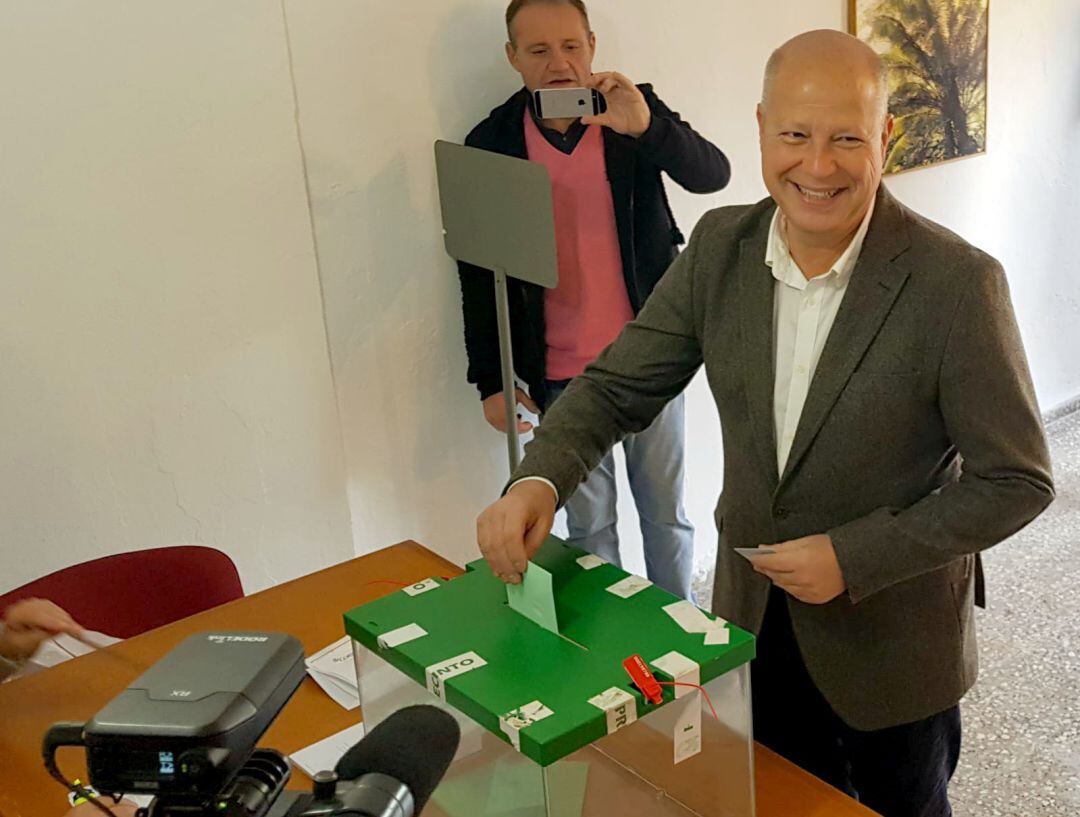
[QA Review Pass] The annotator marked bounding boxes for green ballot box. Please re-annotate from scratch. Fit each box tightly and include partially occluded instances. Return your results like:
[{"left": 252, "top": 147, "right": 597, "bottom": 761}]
[{"left": 344, "top": 537, "right": 756, "bottom": 816}]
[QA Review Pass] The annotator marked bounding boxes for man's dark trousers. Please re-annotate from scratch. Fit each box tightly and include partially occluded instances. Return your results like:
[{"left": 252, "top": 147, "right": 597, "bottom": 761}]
[{"left": 752, "top": 588, "right": 962, "bottom": 817}]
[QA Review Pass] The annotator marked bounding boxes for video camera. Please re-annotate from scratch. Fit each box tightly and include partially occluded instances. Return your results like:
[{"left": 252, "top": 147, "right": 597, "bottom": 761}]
[{"left": 43, "top": 631, "right": 460, "bottom": 817}]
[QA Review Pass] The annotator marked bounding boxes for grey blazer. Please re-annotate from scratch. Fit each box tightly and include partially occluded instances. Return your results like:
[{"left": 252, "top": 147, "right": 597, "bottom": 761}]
[{"left": 512, "top": 186, "right": 1054, "bottom": 730}]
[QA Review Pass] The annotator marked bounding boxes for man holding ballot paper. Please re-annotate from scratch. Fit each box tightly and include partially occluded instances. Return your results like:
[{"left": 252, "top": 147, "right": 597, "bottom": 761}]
[{"left": 476, "top": 26, "right": 1054, "bottom": 817}]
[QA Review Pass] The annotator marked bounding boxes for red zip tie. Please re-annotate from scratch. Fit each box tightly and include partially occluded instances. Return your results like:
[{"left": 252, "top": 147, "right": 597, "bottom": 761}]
[
  {"left": 657, "top": 681, "right": 720, "bottom": 721},
  {"left": 623, "top": 654, "right": 664, "bottom": 704}
]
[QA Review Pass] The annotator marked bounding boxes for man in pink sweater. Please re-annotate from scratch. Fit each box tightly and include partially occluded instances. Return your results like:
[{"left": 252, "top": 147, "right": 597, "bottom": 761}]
[{"left": 457, "top": 0, "right": 730, "bottom": 598}]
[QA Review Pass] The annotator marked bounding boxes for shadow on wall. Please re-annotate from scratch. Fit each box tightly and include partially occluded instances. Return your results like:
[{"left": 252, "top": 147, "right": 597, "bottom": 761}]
[
  {"left": 427, "top": 3, "right": 520, "bottom": 145},
  {"left": 336, "top": 4, "right": 519, "bottom": 557}
]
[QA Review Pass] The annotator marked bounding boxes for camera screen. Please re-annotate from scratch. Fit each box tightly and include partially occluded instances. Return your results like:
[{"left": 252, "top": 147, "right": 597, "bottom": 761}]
[{"left": 90, "top": 746, "right": 178, "bottom": 788}]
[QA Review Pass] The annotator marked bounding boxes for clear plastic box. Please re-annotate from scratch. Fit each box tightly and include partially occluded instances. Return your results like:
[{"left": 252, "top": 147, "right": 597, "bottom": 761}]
[{"left": 353, "top": 641, "right": 755, "bottom": 817}]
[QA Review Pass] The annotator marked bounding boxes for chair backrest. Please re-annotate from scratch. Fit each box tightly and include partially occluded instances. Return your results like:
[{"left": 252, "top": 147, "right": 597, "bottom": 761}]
[{"left": 0, "top": 546, "right": 244, "bottom": 639}]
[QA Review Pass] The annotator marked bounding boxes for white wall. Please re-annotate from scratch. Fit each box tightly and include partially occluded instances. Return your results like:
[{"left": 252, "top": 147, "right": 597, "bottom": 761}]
[
  {"left": 286, "top": 0, "right": 1080, "bottom": 577},
  {"left": 290, "top": 0, "right": 1079, "bottom": 576},
  {"left": 885, "top": 0, "right": 1080, "bottom": 415},
  {"left": 0, "top": 2, "right": 354, "bottom": 594},
  {"left": 2, "top": 0, "right": 1076, "bottom": 593},
  {"left": 280, "top": 1, "right": 519, "bottom": 571}
]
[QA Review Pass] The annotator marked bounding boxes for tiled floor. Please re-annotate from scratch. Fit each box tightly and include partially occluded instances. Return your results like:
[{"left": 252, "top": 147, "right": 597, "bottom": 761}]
[
  {"left": 950, "top": 410, "right": 1080, "bottom": 816},
  {"left": 695, "top": 409, "right": 1080, "bottom": 815}
]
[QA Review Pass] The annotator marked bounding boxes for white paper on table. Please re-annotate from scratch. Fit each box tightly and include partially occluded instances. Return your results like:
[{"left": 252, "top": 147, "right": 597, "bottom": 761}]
[
  {"left": 17, "top": 629, "right": 121, "bottom": 678},
  {"left": 306, "top": 636, "right": 360, "bottom": 709},
  {"left": 290, "top": 721, "right": 366, "bottom": 778},
  {"left": 306, "top": 636, "right": 358, "bottom": 685},
  {"left": 307, "top": 670, "right": 359, "bottom": 710}
]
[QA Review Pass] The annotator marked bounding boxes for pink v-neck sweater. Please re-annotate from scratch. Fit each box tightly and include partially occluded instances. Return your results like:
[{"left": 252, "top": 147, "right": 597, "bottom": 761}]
[{"left": 525, "top": 112, "right": 633, "bottom": 380}]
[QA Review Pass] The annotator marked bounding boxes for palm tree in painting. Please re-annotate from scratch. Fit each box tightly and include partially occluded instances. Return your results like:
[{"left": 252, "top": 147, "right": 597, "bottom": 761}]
[{"left": 864, "top": 0, "right": 988, "bottom": 172}]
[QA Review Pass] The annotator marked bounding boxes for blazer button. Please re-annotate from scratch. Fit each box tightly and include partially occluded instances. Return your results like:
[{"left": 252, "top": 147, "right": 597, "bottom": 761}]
[{"left": 774, "top": 506, "right": 790, "bottom": 519}]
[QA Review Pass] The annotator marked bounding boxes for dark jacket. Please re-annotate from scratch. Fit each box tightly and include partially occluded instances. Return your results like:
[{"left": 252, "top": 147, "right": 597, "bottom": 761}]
[
  {"left": 457, "top": 85, "right": 730, "bottom": 409},
  {"left": 512, "top": 186, "right": 1054, "bottom": 729}
]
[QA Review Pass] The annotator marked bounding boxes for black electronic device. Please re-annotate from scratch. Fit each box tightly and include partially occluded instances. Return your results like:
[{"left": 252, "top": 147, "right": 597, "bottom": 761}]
[
  {"left": 85, "top": 631, "right": 304, "bottom": 796},
  {"left": 42, "top": 631, "right": 460, "bottom": 817}
]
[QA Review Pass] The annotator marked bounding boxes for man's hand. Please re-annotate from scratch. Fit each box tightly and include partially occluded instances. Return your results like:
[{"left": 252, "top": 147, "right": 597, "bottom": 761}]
[
  {"left": 0, "top": 598, "right": 84, "bottom": 661},
  {"left": 749, "top": 534, "right": 847, "bottom": 605},
  {"left": 477, "top": 480, "right": 557, "bottom": 584},
  {"left": 581, "top": 71, "right": 651, "bottom": 138},
  {"left": 483, "top": 388, "right": 540, "bottom": 434}
]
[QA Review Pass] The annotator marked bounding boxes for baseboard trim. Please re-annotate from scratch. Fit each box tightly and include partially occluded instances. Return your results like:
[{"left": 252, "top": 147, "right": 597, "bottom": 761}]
[{"left": 1044, "top": 394, "right": 1080, "bottom": 426}]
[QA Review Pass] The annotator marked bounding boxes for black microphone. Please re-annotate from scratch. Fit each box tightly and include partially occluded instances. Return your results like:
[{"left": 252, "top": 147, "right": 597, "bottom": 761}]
[{"left": 330, "top": 705, "right": 460, "bottom": 817}]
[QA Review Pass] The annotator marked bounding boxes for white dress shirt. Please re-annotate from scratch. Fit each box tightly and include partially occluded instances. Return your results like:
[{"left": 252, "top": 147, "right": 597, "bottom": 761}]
[
  {"left": 514, "top": 202, "right": 877, "bottom": 502},
  {"left": 767, "top": 202, "right": 875, "bottom": 475}
]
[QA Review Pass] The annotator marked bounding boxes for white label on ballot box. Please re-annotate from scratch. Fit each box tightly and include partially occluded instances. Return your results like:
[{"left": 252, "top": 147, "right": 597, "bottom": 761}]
[
  {"left": 588, "top": 687, "right": 638, "bottom": 734},
  {"left": 426, "top": 651, "right": 488, "bottom": 700},
  {"left": 651, "top": 651, "right": 701, "bottom": 697},
  {"left": 403, "top": 578, "right": 440, "bottom": 596},
  {"left": 605, "top": 575, "right": 652, "bottom": 599},
  {"left": 673, "top": 691, "right": 703, "bottom": 764},
  {"left": 576, "top": 554, "right": 605, "bottom": 570},
  {"left": 499, "top": 700, "right": 555, "bottom": 750},
  {"left": 377, "top": 623, "right": 428, "bottom": 649}
]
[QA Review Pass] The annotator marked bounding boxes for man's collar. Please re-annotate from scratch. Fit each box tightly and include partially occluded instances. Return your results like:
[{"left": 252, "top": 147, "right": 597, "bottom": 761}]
[{"left": 765, "top": 197, "right": 877, "bottom": 287}]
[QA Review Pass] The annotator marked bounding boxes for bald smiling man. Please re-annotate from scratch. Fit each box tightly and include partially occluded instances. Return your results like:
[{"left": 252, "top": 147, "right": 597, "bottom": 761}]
[{"left": 476, "top": 29, "right": 1053, "bottom": 817}]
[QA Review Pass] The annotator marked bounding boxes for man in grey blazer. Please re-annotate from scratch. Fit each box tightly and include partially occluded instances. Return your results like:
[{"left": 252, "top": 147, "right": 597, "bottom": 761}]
[{"left": 475, "top": 29, "right": 1054, "bottom": 817}]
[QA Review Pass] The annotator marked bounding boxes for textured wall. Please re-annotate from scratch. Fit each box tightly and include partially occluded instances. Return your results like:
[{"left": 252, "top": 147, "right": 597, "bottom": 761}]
[{"left": 0, "top": 2, "right": 354, "bottom": 593}]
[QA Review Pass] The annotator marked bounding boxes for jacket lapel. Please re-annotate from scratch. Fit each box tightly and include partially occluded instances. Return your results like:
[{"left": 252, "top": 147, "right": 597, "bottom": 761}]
[
  {"left": 737, "top": 211, "right": 781, "bottom": 490},
  {"left": 502, "top": 89, "right": 530, "bottom": 160},
  {"left": 602, "top": 129, "right": 639, "bottom": 306},
  {"left": 778, "top": 187, "right": 912, "bottom": 488}
]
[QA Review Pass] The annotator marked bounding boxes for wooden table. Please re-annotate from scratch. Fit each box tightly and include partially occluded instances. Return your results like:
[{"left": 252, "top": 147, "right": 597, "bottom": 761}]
[{"left": 0, "top": 542, "right": 878, "bottom": 817}]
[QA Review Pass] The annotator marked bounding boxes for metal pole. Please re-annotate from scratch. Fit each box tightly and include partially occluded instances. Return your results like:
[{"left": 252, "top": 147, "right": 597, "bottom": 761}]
[{"left": 493, "top": 268, "right": 521, "bottom": 474}]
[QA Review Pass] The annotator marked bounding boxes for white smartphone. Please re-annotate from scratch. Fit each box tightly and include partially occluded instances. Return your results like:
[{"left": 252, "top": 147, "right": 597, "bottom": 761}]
[{"left": 533, "top": 87, "right": 607, "bottom": 119}]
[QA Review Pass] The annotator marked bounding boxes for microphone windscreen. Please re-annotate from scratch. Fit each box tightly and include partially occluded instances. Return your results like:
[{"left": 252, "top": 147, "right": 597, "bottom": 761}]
[{"left": 335, "top": 704, "right": 461, "bottom": 811}]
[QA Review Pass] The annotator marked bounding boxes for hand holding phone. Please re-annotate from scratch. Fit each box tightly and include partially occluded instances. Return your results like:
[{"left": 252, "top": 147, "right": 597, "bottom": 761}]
[
  {"left": 582, "top": 71, "right": 652, "bottom": 138},
  {"left": 533, "top": 87, "right": 607, "bottom": 120}
]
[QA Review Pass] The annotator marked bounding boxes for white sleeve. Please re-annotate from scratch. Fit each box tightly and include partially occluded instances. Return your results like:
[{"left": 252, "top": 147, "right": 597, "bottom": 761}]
[{"left": 507, "top": 476, "right": 559, "bottom": 503}]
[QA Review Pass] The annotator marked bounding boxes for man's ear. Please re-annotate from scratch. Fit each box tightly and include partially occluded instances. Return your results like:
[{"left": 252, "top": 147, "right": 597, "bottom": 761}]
[
  {"left": 882, "top": 114, "right": 895, "bottom": 153},
  {"left": 505, "top": 40, "right": 517, "bottom": 71},
  {"left": 756, "top": 104, "right": 766, "bottom": 141}
]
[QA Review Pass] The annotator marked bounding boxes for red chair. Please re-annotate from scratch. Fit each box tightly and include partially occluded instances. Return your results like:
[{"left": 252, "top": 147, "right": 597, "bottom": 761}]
[{"left": 0, "top": 546, "right": 244, "bottom": 639}]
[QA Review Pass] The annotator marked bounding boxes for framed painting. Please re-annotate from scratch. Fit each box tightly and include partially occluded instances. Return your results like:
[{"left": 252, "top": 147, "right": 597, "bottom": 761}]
[{"left": 849, "top": 0, "right": 989, "bottom": 174}]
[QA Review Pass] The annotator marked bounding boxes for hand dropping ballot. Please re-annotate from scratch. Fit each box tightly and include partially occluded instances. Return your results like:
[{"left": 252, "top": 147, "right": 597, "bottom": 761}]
[{"left": 506, "top": 563, "right": 559, "bottom": 634}]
